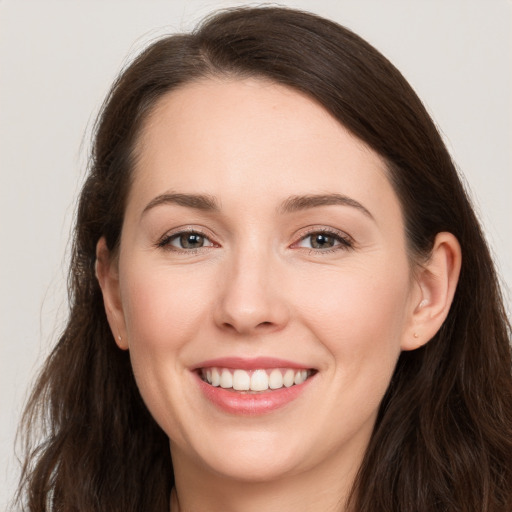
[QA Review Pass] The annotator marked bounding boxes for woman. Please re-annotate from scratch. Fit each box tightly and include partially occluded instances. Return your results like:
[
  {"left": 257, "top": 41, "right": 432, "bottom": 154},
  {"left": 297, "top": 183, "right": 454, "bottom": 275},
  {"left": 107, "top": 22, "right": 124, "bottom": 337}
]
[{"left": 16, "top": 6, "right": 512, "bottom": 512}]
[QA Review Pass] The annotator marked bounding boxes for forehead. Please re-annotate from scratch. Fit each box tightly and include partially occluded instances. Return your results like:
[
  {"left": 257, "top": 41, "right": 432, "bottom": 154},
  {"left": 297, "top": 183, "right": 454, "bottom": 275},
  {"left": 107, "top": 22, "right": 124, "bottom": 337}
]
[{"left": 129, "top": 78, "right": 400, "bottom": 224}]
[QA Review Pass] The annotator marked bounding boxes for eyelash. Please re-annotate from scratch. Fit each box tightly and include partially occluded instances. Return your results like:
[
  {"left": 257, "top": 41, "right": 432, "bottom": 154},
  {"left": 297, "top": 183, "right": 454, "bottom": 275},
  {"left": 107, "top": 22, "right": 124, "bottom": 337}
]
[
  {"left": 156, "top": 227, "right": 354, "bottom": 255},
  {"left": 295, "top": 227, "right": 354, "bottom": 255},
  {"left": 156, "top": 228, "right": 215, "bottom": 254}
]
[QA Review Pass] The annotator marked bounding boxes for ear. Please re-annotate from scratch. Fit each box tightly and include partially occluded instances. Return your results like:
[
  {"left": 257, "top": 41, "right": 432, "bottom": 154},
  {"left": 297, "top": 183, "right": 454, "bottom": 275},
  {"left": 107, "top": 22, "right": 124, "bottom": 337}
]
[
  {"left": 95, "top": 237, "right": 129, "bottom": 350},
  {"left": 401, "top": 232, "right": 461, "bottom": 351}
]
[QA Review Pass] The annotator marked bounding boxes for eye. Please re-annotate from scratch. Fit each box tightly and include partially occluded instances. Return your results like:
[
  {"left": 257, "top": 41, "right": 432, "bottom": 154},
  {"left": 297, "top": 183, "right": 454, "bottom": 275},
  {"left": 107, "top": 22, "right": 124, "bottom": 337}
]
[
  {"left": 295, "top": 229, "right": 353, "bottom": 252},
  {"left": 158, "top": 230, "right": 215, "bottom": 251}
]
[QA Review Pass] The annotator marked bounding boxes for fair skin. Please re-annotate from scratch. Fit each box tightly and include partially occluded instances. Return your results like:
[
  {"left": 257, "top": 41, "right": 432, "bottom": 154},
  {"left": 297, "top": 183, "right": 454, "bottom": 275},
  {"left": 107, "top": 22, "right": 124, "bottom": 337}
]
[{"left": 96, "top": 78, "right": 461, "bottom": 512}]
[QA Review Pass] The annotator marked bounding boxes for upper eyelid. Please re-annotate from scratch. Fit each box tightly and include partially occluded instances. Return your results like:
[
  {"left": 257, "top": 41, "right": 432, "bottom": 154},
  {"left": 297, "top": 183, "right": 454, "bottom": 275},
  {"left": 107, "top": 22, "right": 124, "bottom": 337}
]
[
  {"left": 156, "top": 225, "right": 353, "bottom": 249},
  {"left": 291, "top": 227, "right": 355, "bottom": 254},
  {"left": 159, "top": 226, "right": 213, "bottom": 239},
  {"left": 157, "top": 227, "right": 216, "bottom": 248},
  {"left": 293, "top": 226, "right": 353, "bottom": 242}
]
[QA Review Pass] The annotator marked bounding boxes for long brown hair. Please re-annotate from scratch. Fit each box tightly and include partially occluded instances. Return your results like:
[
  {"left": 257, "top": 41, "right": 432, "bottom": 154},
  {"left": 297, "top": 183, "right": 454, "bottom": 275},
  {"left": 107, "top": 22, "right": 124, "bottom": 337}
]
[{"left": 16, "top": 7, "right": 512, "bottom": 511}]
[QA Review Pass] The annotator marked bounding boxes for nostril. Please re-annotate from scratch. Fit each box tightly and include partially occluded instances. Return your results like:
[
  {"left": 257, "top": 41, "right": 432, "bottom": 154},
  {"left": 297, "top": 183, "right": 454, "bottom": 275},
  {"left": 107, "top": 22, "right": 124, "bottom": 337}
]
[{"left": 222, "top": 320, "right": 273, "bottom": 331}]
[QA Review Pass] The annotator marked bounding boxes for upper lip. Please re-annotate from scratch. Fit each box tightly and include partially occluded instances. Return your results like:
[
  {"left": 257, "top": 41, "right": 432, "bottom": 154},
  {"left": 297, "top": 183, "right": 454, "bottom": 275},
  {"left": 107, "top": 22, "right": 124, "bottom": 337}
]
[{"left": 191, "top": 357, "right": 313, "bottom": 371}]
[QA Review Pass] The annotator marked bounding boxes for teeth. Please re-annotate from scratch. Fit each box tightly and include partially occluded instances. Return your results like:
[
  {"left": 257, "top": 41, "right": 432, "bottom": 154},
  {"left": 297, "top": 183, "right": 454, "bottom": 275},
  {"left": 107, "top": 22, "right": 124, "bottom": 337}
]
[
  {"left": 202, "top": 367, "right": 312, "bottom": 392},
  {"left": 233, "top": 369, "right": 250, "bottom": 391},
  {"left": 283, "top": 369, "right": 295, "bottom": 387},
  {"left": 220, "top": 369, "right": 233, "bottom": 389},
  {"left": 269, "top": 369, "right": 283, "bottom": 389},
  {"left": 250, "top": 370, "right": 269, "bottom": 391},
  {"left": 211, "top": 368, "right": 221, "bottom": 387},
  {"left": 294, "top": 369, "right": 308, "bottom": 385}
]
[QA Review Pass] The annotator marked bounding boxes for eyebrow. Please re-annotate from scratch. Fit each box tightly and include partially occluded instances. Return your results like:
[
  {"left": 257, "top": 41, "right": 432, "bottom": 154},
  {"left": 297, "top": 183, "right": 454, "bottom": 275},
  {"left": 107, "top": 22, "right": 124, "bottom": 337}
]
[
  {"left": 141, "top": 191, "right": 373, "bottom": 219},
  {"left": 142, "top": 192, "right": 221, "bottom": 216},
  {"left": 278, "top": 193, "right": 374, "bottom": 219}
]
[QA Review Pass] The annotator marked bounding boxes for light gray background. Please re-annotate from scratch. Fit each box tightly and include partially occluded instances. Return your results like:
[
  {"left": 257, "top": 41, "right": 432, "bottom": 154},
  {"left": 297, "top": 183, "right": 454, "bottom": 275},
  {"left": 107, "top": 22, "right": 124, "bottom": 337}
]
[{"left": 1, "top": 0, "right": 511, "bottom": 508}]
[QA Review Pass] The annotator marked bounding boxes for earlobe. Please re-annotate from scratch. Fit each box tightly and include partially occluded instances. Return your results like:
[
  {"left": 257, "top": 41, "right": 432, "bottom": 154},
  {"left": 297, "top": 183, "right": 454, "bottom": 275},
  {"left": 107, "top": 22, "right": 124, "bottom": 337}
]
[
  {"left": 402, "top": 232, "right": 461, "bottom": 351},
  {"left": 95, "top": 237, "right": 129, "bottom": 350}
]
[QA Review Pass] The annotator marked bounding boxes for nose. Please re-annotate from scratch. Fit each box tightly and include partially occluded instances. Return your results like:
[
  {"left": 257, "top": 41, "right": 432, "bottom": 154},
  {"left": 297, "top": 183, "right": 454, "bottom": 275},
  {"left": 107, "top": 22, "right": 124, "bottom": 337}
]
[{"left": 213, "top": 247, "right": 290, "bottom": 336}]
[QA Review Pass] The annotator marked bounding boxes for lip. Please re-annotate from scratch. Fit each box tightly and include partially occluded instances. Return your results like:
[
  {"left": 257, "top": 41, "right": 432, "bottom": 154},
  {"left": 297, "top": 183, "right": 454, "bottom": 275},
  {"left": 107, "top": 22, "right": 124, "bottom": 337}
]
[
  {"left": 192, "top": 357, "right": 316, "bottom": 416},
  {"left": 192, "top": 356, "right": 311, "bottom": 371}
]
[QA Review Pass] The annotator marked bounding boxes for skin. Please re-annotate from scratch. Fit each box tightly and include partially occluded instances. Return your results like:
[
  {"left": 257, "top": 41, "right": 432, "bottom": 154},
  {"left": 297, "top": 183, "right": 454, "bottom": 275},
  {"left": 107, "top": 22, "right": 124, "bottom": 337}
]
[{"left": 96, "top": 78, "right": 461, "bottom": 512}]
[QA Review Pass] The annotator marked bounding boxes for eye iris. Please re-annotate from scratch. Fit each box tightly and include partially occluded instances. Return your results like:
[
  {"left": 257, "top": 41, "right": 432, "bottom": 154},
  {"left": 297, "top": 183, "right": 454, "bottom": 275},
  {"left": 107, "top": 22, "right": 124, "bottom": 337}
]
[
  {"left": 180, "top": 233, "right": 204, "bottom": 249},
  {"left": 311, "top": 233, "right": 335, "bottom": 249}
]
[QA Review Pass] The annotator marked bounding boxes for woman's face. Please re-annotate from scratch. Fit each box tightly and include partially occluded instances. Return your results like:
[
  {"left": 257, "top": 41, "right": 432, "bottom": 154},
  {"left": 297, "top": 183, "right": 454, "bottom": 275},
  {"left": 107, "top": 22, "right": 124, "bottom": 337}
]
[{"left": 107, "top": 78, "right": 421, "bottom": 484}]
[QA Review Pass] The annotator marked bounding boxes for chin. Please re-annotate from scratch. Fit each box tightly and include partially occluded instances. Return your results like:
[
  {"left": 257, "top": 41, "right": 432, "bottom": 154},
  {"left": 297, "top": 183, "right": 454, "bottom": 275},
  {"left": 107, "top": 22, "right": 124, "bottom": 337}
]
[
  {"left": 179, "top": 427, "right": 311, "bottom": 483},
  {"left": 207, "top": 448, "right": 305, "bottom": 483}
]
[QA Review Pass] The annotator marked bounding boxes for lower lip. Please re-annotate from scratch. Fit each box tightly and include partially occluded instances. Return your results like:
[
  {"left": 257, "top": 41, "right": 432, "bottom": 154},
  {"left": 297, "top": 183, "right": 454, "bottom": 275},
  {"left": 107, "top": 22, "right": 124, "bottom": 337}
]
[{"left": 194, "top": 372, "right": 314, "bottom": 415}]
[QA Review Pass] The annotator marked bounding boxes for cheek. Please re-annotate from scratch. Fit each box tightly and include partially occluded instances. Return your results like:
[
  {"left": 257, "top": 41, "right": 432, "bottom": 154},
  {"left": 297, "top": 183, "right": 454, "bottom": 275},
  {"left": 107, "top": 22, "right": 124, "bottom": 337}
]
[
  {"left": 295, "top": 258, "right": 411, "bottom": 371},
  {"left": 117, "top": 261, "right": 216, "bottom": 414},
  {"left": 117, "top": 262, "right": 217, "bottom": 438},
  {"left": 120, "top": 263, "right": 211, "bottom": 348}
]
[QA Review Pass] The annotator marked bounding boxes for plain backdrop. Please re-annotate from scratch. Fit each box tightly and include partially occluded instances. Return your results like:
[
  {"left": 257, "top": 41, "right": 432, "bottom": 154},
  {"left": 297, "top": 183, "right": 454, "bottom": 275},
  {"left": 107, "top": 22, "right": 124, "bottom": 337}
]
[{"left": 1, "top": 0, "right": 511, "bottom": 508}]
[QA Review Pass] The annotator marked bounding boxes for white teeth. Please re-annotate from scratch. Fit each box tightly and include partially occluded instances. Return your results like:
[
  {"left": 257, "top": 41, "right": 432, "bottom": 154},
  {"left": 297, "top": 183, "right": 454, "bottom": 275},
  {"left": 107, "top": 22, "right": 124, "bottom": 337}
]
[
  {"left": 250, "top": 370, "right": 269, "bottom": 391},
  {"left": 232, "top": 369, "right": 250, "bottom": 391},
  {"left": 269, "top": 368, "right": 283, "bottom": 389},
  {"left": 283, "top": 369, "right": 295, "bottom": 387},
  {"left": 294, "top": 369, "right": 308, "bottom": 385},
  {"left": 220, "top": 369, "right": 233, "bottom": 388},
  {"left": 211, "top": 368, "right": 220, "bottom": 386},
  {"left": 202, "top": 367, "right": 312, "bottom": 392}
]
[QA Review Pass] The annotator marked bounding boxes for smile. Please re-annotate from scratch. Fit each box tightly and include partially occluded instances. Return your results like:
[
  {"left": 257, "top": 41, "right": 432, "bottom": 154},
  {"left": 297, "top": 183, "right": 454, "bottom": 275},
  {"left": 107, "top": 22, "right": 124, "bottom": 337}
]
[
  {"left": 200, "top": 367, "right": 313, "bottom": 392},
  {"left": 193, "top": 358, "right": 317, "bottom": 415}
]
